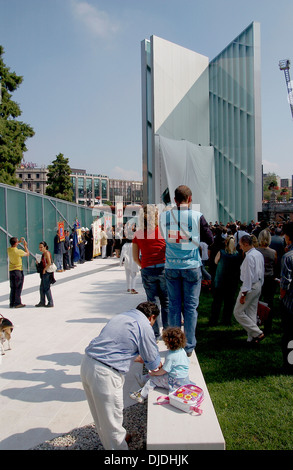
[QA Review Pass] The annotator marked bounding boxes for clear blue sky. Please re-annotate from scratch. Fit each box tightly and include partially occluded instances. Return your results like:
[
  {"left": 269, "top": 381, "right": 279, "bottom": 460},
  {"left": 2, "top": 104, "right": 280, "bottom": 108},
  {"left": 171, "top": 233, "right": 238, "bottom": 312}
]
[{"left": 1, "top": 0, "right": 292, "bottom": 180}]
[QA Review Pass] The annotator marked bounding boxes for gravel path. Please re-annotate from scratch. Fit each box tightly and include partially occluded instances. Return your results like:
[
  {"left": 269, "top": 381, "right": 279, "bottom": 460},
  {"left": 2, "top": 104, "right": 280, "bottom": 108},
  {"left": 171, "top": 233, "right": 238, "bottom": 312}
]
[{"left": 31, "top": 402, "right": 147, "bottom": 450}]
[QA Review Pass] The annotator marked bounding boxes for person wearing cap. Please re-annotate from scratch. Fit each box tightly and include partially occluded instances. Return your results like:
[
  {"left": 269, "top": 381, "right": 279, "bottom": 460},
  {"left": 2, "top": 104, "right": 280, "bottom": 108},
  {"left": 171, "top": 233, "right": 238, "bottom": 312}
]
[
  {"left": 80, "top": 301, "right": 162, "bottom": 450},
  {"left": 7, "top": 236, "right": 30, "bottom": 308},
  {"left": 233, "top": 234, "right": 265, "bottom": 343}
]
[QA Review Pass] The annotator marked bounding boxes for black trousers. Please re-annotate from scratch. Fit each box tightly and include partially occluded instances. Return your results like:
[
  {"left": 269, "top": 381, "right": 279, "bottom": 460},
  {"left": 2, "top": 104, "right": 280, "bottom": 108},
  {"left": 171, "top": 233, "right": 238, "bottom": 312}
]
[{"left": 9, "top": 270, "right": 24, "bottom": 307}]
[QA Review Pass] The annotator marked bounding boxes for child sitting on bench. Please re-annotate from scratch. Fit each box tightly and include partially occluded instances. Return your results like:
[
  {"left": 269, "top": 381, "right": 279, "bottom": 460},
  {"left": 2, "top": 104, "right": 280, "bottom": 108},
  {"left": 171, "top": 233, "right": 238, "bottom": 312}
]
[{"left": 130, "top": 327, "right": 193, "bottom": 403}]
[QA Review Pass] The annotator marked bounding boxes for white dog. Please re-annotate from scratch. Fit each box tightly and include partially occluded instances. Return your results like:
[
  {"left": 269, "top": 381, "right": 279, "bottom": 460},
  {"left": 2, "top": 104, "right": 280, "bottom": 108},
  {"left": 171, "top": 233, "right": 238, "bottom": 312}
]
[{"left": 0, "top": 314, "right": 14, "bottom": 355}]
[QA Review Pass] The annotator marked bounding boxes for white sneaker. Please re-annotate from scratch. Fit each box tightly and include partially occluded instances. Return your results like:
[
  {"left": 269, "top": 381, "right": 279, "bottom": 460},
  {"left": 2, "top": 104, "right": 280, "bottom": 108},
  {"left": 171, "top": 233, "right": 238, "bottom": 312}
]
[
  {"left": 129, "top": 390, "right": 144, "bottom": 403},
  {"left": 135, "top": 372, "right": 148, "bottom": 388}
]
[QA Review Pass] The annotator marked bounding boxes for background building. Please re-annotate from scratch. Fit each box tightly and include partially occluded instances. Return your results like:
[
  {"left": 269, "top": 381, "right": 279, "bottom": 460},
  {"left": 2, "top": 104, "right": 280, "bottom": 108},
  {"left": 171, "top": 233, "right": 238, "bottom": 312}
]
[
  {"left": 16, "top": 164, "right": 48, "bottom": 195},
  {"left": 109, "top": 179, "right": 143, "bottom": 206},
  {"left": 70, "top": 169, "right": 109, "bottom": 206},
  {"left": 16, "top": 166, "right": 143, "bottom": 206},
  {"left": 141, "top": 22, "right": 262, "bottom": 224}
]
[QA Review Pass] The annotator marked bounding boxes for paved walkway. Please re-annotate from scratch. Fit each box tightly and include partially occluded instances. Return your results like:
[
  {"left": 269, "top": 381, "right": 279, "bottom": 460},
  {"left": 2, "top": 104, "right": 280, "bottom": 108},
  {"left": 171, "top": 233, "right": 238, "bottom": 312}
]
[{"left": 0, "top": 258, "right": 148, "bottom": 450}]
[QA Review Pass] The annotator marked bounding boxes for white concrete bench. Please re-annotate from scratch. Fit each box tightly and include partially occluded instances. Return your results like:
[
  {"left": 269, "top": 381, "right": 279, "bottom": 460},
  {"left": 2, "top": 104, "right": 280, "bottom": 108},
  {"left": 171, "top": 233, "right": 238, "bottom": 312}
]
[{"left": 146, "top": 344, "right": 225, "bottom": 450}]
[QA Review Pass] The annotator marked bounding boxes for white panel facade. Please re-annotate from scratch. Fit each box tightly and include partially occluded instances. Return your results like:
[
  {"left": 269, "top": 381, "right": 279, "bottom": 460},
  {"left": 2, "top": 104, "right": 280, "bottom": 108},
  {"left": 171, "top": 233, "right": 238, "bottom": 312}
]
[
  {"left": 152, "top": 36, "right": 210, "bottom": 146},
  {"left": 142, "top": 25, "right": 262, "bottom": 222}
]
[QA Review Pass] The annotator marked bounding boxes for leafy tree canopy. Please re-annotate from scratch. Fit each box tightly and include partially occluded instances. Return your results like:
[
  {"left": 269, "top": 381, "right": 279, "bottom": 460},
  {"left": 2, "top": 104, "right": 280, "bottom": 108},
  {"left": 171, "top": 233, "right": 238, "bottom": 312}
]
[
  {"left": 263, "top": 173, "right": 279, "bottom": 191},
  {"left": 46, "top": 153, "right": 73, "bottom": 202},
  {"left": 0, "top": 45, "right": 34, "bottom": 185}
]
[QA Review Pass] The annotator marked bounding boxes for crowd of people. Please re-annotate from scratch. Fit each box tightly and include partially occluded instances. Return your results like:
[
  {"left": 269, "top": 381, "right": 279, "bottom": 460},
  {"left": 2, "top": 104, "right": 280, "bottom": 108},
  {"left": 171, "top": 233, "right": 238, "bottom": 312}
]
[
  {"left": 53, "top": 226, "right": 94, "bottom": 271},
  {"left": 6, "top": 185, "right": 293, "bottom": 450},
  {"left": 7, "top": 191, "right": 293, "bottom": 353},
  {"left": 80, "top": 185, "right": 293, "bottom": 450},
  {"left": 206, "top": 218, "right": 289, "bottom": 337}
]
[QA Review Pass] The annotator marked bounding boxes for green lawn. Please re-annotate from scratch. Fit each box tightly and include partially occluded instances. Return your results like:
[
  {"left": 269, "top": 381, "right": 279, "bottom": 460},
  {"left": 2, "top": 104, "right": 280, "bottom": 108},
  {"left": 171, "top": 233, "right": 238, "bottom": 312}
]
[{"left": 196, "top": 287, "right": 293, "bottom": 450}]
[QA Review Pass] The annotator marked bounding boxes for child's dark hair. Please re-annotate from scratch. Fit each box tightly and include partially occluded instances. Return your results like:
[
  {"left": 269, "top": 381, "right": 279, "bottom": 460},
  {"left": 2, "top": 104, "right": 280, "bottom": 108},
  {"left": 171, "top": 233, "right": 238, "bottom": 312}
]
[{"left": 162, "top": 327, "right": 186, "bottom": 351}]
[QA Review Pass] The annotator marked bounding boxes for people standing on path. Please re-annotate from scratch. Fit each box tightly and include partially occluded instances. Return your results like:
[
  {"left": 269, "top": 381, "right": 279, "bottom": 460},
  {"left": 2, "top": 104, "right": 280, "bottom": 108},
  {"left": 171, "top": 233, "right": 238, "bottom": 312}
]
[
  {"left": 159, "top": 185, "right": 213, "bottom": 356},
  {"left": 78, "top": 228, "right": 86, "bottom": 264},
  {"left": 54, "top": 230, "right": 65, "bottom": 271},
  {"left": 100, "top": 225, "right": 108, "bottom": 259},
  {"left": 85, "top": 227, "right": 93, "bottom": 261},
  {"left": 63, "top": 230, "right": 71, "bottom": 270},
  {"left": 233, "top": 235, "right": 265, "bottom": 343},
  {"left": 35, "top": 241, "right": 54, "bottom": 308},
  {"left": 133, "top": 205, "right": 169, "bottom": 341},
  {"left": 7, "top": 236, "right": 30, "bottom": 308},
  {"left": 80, "top": 301, "right": 162, "bottom": 450},
  {"left": 120, "top": 239, "right": 140, "bottom": 294}
]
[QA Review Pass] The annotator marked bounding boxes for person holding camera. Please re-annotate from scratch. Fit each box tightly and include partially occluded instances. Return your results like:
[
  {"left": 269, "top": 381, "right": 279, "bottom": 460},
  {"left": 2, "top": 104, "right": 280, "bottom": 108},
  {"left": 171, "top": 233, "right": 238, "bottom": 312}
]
[{"left": 7, "top": 236, "right": 29, "bottom": 308}]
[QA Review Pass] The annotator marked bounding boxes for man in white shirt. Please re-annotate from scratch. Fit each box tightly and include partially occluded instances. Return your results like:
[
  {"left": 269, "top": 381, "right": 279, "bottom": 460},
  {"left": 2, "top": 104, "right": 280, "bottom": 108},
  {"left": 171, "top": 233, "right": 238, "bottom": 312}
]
[
  {"left": 233, "top": 235, "right": 265, "bottom": 343},
  {"left": 235, "top": 224, "right": 248, "bottom": 246}
]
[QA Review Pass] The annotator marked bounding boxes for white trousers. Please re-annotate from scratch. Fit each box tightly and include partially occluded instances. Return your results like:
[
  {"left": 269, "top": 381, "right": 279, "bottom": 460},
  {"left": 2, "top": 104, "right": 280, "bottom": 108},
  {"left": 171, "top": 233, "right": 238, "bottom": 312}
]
[
  {"left": 80, "top": 354, "right": 128, "bottom": 450},
  {"left": 233, "top": 281, "right": 263, "bottom": 341},
  {"left": 125, "top": 268, "right": 137, "bottom": 290},
  {"left": 101, "top": 245, "right": 107, "bottom": 258}
]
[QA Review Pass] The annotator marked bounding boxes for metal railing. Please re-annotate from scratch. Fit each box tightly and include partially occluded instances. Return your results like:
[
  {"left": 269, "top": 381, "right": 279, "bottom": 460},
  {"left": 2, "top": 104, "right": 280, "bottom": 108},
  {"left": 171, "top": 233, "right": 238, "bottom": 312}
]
[{"left": 0, "top": 183, "right": 95, "bottom": 282}]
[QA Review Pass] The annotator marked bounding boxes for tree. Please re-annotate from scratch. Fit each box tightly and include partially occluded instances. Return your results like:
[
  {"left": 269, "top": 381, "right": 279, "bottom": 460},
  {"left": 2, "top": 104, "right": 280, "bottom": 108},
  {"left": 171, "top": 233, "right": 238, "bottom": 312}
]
[
  {"left": 263, "top": 173, "right": 278, "bottom": 192},
  {"left": 45, "top": 153, "right": 73, "bottom": 202},
  {"left": 0, "top": 46, "right": 34, "bottom": 185}
]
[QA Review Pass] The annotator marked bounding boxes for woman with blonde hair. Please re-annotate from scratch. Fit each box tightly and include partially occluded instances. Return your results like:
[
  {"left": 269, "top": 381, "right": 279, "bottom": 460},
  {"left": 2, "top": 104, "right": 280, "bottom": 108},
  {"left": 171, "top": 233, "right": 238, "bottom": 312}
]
[
  {"left": 209, "top": 235, "right": 241, "bottom": 325},
  {"left": 132, "top": 205, "right": 169, "bottom": 340}
]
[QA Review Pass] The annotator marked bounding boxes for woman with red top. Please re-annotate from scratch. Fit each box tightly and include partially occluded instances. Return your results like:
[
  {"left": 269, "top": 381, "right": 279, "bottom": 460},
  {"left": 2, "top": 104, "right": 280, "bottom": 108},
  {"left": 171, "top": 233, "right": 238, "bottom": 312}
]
[{"left": 133, "top": 205, "right": 169, "bottom": 340}]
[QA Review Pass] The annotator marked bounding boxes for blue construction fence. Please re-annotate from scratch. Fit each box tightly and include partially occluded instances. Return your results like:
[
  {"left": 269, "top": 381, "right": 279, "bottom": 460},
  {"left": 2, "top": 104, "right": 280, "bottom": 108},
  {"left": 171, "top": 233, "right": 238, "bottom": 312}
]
[{"left": 0, "top": 183, "right": 97, "bottom": 283}]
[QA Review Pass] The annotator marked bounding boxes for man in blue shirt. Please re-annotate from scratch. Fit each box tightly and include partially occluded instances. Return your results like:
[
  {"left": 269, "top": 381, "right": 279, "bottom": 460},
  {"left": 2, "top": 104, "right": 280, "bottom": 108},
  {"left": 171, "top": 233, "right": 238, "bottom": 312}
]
[
  {"left": 80, "top": 301, "right": 161, "bottom": 450},
  {"left": 159, "top": 185, "right": 213, "bottom": 356}
]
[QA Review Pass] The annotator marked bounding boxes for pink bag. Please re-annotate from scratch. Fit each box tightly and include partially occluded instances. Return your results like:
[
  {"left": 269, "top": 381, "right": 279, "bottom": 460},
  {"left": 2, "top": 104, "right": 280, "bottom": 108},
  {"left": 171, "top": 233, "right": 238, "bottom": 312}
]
[{"left": 156, "top": 384, "right": 204, "bottom": 415}]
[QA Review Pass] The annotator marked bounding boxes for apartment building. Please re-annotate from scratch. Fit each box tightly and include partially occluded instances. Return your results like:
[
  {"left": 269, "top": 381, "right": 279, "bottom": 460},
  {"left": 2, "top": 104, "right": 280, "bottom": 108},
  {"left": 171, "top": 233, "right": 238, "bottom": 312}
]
[{"left": 15, "top": 166, "right": 143, "bottom": 206}]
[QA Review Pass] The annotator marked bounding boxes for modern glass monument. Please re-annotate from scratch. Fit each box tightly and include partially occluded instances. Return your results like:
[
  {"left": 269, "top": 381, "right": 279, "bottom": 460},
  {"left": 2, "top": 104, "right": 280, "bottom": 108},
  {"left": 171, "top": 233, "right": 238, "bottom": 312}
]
[{"left": 141, "top": 22, "right": 262, "bottom": 224}]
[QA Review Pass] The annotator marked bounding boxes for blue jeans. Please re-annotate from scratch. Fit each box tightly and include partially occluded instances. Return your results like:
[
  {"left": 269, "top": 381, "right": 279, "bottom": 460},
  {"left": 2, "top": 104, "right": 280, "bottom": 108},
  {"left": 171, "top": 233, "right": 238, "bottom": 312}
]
[
  {"left": 165, "top": 267, "right": 202, "bottom": 353},
  {"left": 40, "top": 273, "right": 54, "bottom": 306},
  {"left": 54, "top": 253, "right": 63, "bottom": 270},
  {"left": 141, "top": 267, "right": 169, "bottom": 338}
]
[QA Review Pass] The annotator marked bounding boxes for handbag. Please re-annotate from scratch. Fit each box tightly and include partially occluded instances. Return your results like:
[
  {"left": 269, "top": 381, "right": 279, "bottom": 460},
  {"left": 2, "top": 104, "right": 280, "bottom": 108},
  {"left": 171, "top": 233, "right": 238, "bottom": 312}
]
[
  {"left": 156, "top": 383, "right": 204, "bottom": 415},
  {"left": 47, "top": 263, "right": 57, "bottom": 273},
  {"left": 257, "top": 301, "right": 270, "bottom": 325}
]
